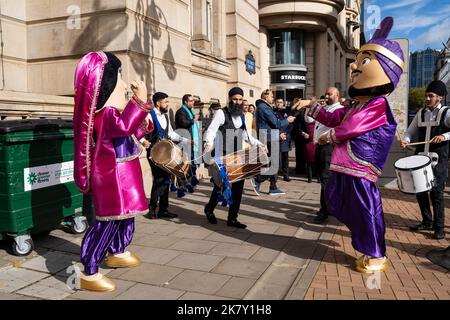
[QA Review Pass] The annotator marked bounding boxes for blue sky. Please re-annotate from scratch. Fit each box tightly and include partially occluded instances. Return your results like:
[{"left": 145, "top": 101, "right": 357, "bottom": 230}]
[{"left": 363, "top": 0, "right": 450, "bottom": 53}]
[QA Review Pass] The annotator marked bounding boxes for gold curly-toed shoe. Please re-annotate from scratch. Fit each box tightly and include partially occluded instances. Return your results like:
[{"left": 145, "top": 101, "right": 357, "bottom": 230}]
[
  {"left": 80, "top": 273, "right": 116, "bottom": 292},
  {"left": 105, "top": 251, "right": 141, "bottom": 268},
  {"left": 355, "top": 256, "right": 388, "bottom": 273}
]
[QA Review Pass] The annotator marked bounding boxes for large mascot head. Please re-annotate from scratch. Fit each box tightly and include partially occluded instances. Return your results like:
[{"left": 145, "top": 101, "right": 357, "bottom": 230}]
[
  {"left": 349, "top": 17, "right": 405, "bottom": 99},
  {"left": 73, "top": 51, "right": 122, "bottom": 193}
]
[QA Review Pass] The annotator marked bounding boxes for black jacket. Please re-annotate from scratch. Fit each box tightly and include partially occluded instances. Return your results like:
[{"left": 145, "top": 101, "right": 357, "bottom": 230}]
[{"left": 175, "top": 105, "right": 195, "bottom": 130}]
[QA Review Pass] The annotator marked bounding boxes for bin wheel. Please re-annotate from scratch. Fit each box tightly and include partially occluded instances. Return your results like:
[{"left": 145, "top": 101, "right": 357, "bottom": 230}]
[
  {"left": 12, "top": 238, "right": 34, "bottom": 256},
  {"left": 69, "top": 218, "right": 88, "bottom": 234}
]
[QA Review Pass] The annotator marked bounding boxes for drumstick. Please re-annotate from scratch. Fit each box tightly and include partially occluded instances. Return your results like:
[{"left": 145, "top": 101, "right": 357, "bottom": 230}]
[{"left": 405, "top": 141, "right": 431, "bottom": 147}]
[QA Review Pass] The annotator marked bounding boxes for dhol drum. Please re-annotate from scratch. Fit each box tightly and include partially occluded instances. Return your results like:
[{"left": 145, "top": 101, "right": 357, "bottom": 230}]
[
  {"left": 150, "top": 140, "right": 191, "bottom": 178},
  {"left": 394, "top": 155, "right": 435, "bottom": 194},
  {"left": 209, "top": 145, "right": 270, "bottom": 187}
]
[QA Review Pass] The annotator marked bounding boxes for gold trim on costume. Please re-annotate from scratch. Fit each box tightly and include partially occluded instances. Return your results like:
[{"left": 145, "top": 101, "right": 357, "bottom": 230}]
[
  {"left": 83, "top": 51, "right": 108, "bottom": 193},
  {"left": 95, "top": 210, "right": 148, "bottom": 222},
  {"left": 358, "top": 43, "right": 405, "bottom": 71},
  {"left": 131, "top": 95, "right": 152, "bottom": 112},
  {"left": 330, "top": 164, "right": 378, "bottom": 181},
  {"left": 116, "top": 135, "right": 144, "bottom": 163},
  {"left": 346, "top": 142, "right": 382, "bottom": 176}
]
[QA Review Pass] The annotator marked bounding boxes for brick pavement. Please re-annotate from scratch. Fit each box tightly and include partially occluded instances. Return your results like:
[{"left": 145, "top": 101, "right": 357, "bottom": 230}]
[{"left": 304, "top": 189, "right": 450, "bottom": 300}]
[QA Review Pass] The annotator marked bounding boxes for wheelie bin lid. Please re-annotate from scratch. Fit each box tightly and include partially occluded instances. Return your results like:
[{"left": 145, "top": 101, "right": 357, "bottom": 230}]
[{"left": 0, "top": 119, "right": 73, "bottom": 133}]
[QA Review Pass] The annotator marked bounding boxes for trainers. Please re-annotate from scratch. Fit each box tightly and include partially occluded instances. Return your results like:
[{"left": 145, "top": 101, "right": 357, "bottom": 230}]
[
  {"left": 269, "top": 188, "right": 285, "bottom": 196},
  {"left": 227, "top": 219, "right": 247, "bottom": 229},
  {"left": 251, "top": 178, "right": 261, "bottom": 195},
  {"left": 204, "top": 207, "right": 218, "bottom": 224}
]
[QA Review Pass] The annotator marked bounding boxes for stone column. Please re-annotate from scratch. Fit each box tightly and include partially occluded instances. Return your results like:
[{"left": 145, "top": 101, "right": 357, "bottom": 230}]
[{"left": 314, "top": 31, "right": 328, "bottom": 97}]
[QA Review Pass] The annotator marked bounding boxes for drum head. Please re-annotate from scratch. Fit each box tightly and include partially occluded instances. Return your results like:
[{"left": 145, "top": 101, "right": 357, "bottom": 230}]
[
  {"left": 208, "top": 163, "right": 222, "bottom": 187},
  {"left": 394, "top": 155, "right": 431, "bottom": 170},
  {"left": 150, "top": 140, "right": 173, "bottom": 165}
]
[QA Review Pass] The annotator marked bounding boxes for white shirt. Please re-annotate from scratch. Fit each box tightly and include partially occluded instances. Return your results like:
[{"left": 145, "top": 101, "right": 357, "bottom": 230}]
[
  {"left": 204, "top": 109, "right": 262, "bottom": 148},
  {"left": 404, "top": 104, "right": 450, "bottom": 142},
  {"left": 304, "top": 114, "right": 315, "bottom": 124},
  {"left": 313, "top": 102, "right": 344, "bottom": 144},
  {"left": 141, "top": 108, "right": 188, "bottom": 143}
]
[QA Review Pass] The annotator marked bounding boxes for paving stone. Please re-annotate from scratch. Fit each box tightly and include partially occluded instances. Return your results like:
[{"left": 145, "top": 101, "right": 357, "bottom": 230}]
[
  {"left": 20, "top": 251, "right": 78, "bottom": 274},
  {"left": 179, "top": 292, "right": 232, "bottom": 300},
  {"left": 208, "top": 243, "right": 259, "bottom": 259},
  {"left": 205, "top": 231, "right": 252, "bottom": 244},
  {"left": 114, "top": 283, "right": 185, "bottom": 300},
  {"left": 119, "top": 263, "right": 183, "bottom": 286},
  {"left": 170, "top": 227, "right": 214, "bottom": 240},
  {"left": 215, "top": 277, "right": 256, "bottom": 299},
  {"left": 243, "top": 234, "right": 290, "bottom": 250},
  {"left": 250, "top": 247, "right": 280, "bottom": 263},
  {"left": 132, "top": 246, "right": 181, "bottom": 265},
  {"left": 69, "top": 279, "right": 138, "bottom": 300},
  {"left": 135, "top": 224, "right": 180, "bottom": 236},
  {"left": 131, "top": 234, "right": 182, "bottom": 249},
  {"left": 168, "top": 239, "right": 219, "bottom": 254},
  {"left": 0, "top": 267, "right": 48, "bottom": 293},
  {"left": 167, "top": 252, "right": 224, "bottom": 272},
  {"left": 212, "top": 258, "right": 270, "bottom": 279},
  {"left": 167, "top": 270, "right": 230, "bottom": 295},
  {"left": 16, "top": 275, "right": 75, "bottom": 300}
]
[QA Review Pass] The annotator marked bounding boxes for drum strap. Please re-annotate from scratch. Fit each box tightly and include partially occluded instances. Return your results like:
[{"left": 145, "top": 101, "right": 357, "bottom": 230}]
[
  {"left": 150, "top": 109, "right": 166, "bottom": 139},
  {"left": 240, "top": 115, "right": 251, "bottom": 143}
]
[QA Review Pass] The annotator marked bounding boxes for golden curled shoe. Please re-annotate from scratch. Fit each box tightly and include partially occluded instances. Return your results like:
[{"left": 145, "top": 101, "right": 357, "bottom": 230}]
[
  {"left": 355, "top": 256, "right": 388, "bottom": 274},
  {"left": 80, "top": 273, "right": 116, "bottom": 292},
  {"left": 355, "top": 255, "right": 367, "bottom": 270},
  {"left": 105, "top": 251, "right": 141, "bottom": 268}
]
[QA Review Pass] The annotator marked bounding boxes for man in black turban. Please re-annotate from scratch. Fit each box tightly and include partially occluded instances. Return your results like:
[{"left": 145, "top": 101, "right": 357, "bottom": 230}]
[{"left": 402, "top": 80, "right": 449, "bottom": 240}]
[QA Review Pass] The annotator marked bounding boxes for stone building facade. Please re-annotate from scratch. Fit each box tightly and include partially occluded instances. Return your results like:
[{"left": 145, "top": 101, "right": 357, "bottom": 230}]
[{"left": 0, "top": 0, "right": 361, "bottom": 114}]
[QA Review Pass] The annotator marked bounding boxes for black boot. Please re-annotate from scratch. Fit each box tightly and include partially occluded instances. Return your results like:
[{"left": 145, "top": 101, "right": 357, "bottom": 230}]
[{"left": 204, "top": 207, "right": 217, "bottom": 224}]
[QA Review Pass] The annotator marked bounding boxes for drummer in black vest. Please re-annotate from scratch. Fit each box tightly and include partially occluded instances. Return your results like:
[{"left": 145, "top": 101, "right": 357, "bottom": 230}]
[
  {"left": 203, "top": 87, "right": 265, "bottom": 229},
  {"left": 401, "top": 80, "right": 449, "bottom": 240},
  {"left": 141, "top": 92, "right": 190, "bottom": 219}
]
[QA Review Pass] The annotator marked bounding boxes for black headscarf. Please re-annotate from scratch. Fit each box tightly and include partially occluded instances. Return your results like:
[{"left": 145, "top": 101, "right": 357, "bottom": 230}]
[{"left": 97, "top": 52, "right": 122, "bottom": 110}]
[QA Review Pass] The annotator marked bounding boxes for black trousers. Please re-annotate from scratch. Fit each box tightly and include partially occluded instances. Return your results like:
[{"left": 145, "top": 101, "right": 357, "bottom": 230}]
[
  {"left": 256, "top": 143, "right": 278, "bottom": 189},
  {"left": 82, "top": 194, "right": 96, "bottom": 226},
  {"left": 280, "top": 151, "right": 290, "bottom": 177},
  {"left": 149, "top": 160, "right": 171, "bottom": 212},
  {"left": 206, "top": 180, "right": 245, "bottom": 221},
  {"left": 416, "top": 159, "right": 447, "bottom": 231},
  {"left": 315, "top": 144, "right": 333, "bottom": 216}
]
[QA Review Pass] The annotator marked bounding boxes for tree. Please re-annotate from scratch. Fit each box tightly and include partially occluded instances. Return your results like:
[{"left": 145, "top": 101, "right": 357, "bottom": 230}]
[{"left": 408, "top": 86, "right": 426, "bottom": 111}]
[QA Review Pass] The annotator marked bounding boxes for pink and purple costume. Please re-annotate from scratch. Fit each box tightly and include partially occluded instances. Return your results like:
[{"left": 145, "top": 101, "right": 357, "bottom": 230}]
[
  {"left": 73, "top": 52, "right": 153, "bottom": 275},
  {"left": 307, "top": 17, "right": 404, "bottom": 258},
  {"left": 309, "top": 97, "right": 397, "bottom": 258}
]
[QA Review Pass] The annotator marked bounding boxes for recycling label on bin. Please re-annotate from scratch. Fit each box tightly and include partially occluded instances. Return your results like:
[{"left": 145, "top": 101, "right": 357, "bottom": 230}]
[{"left": 24, "top": 161, "right": 74, "bottom": 192}]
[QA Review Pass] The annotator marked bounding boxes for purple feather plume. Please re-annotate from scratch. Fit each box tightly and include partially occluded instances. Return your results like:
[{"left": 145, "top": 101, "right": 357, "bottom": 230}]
[{"left": 372, "top": 16, "right": 393, "bottom": 40}]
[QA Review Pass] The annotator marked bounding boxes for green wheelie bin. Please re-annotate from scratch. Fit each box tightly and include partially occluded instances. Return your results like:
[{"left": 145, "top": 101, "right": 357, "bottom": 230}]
[{"left": 0, "top": 119, "right": 88, "bottom": 256}]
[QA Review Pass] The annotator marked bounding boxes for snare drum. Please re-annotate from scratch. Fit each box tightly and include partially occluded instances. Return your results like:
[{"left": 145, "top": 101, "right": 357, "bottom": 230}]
[
  {"left": 209, "top": 145, "right": 269, "bottom": 187},
  {"left": 150, "top": 140, "right": 191, "bottom": 178},
  {"left": 394, "top": 155, "right": 435, "bottom": 194}
]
